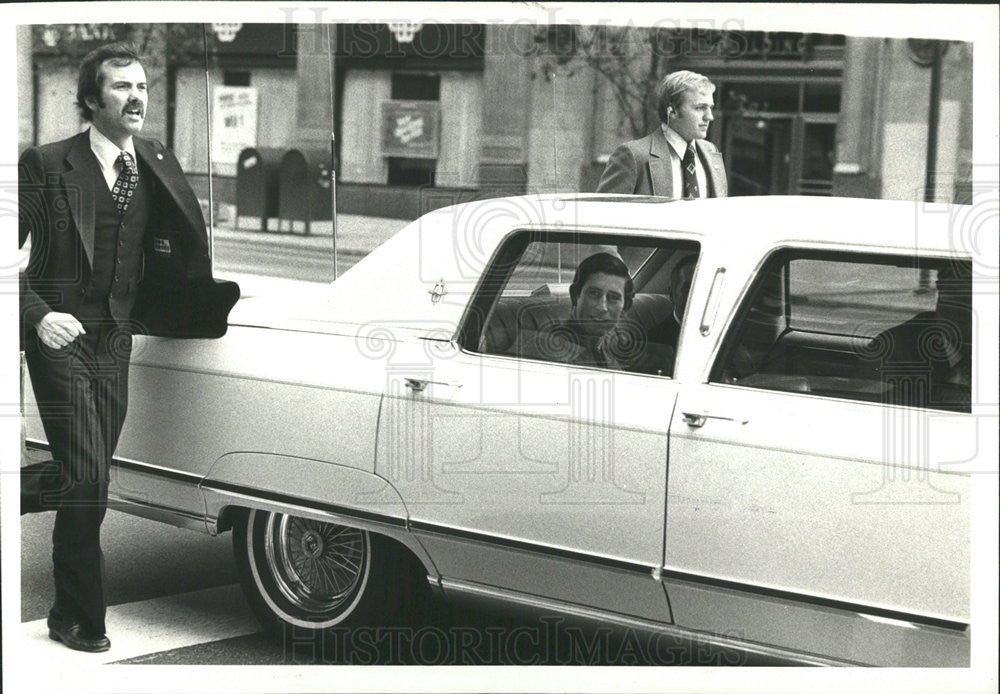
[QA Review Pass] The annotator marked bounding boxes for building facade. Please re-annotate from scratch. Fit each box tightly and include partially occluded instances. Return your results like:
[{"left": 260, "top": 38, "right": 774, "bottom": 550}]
[{"left": 18, "top": 23, "right": 974, "bottom": 222}]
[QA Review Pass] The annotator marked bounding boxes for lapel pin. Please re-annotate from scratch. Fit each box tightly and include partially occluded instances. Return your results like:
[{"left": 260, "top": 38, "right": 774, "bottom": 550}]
[{"left": 156, "top": 153, "right": 163, "bottom": 160}]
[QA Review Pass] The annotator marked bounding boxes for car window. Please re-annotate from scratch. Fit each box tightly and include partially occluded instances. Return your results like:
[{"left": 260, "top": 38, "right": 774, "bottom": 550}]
[
  {"left": 711, "top": 251, "right": 972, "bottom": 412},
  {"left": 502, "top": 241, "right": 654, "bottom": 296},
  {"left": 463, "top": 232, "right": 700, "bottom": 377}
]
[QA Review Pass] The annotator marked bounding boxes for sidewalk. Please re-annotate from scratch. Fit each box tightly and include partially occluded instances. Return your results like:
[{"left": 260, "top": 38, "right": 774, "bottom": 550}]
[{"left": 211, "top": 213, "right": 411, "bottom": 256}]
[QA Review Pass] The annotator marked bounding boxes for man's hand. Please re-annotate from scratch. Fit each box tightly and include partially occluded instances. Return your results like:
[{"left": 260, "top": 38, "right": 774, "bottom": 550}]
[{"left": 36, "top": 312, "right": 86, "bottom": 349}]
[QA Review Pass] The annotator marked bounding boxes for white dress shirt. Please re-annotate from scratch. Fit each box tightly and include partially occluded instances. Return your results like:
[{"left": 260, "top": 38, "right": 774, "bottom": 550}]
[
  {"left": 89, "top": 126, "right": 137, "bottom": 193},
  {"left": 661, "top": 123, "right": 708, "bottom": 199}
]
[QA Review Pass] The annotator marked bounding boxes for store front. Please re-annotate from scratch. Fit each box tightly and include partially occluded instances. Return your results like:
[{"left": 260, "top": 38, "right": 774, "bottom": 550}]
[
  {"left": 678, "top": 32, "right": 845, "bottom": 198},
  {"left": 334, "top": 23, "right": 486, "bottom": 218},
  {"left": 719, "top": 80, "right": 840, "bottom": 196},
  {"left": 170, "top": 23, "right": 297, "bottom": 207}
]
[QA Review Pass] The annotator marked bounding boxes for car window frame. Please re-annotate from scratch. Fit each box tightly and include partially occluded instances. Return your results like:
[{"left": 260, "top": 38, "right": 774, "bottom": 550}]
[
  {"left": 708, "top": 246, "right": 974, "bottom": 412},
  {"left": 455, "top": 228, "right": 699, "bottom": 375}
]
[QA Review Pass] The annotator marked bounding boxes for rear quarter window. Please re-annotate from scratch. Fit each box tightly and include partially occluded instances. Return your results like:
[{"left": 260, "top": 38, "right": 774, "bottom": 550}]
[{"left": 712, "top": 252, "right": 972, "bottom": 413}]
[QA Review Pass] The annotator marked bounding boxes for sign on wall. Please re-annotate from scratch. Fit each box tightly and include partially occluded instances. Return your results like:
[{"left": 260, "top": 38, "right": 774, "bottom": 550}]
[
  {"left": 212, "top": 86, "right": 258, "bottom": 176},
  {"left": 381, "top": 100, "right": 440, "bottom": 159}
]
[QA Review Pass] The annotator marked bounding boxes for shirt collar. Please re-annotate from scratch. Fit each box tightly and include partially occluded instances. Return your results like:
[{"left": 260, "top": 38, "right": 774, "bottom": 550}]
[
  {"left": 89, "top": 126, "right": 136, "bottom": 170},
  {"left": 661, "top": 123, "right": 693, "bottom": 160}
]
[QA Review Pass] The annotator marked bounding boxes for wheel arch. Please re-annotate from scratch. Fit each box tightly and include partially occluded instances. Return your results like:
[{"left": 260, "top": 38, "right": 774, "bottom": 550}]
[{"left": 201, "top": 451, "right": 439, "bottom": 583}]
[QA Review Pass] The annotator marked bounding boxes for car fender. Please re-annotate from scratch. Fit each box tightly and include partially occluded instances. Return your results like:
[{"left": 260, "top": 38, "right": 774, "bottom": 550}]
[{"left": 201, "top": 451, "right": 439, "bottom": 578}]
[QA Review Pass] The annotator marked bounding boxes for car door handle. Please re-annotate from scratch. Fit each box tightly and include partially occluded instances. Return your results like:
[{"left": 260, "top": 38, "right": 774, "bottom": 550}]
[
  {"left": 681, "top": 410, "right": 749, "bottom": 427},
  {"left": 404, "top": 377, "right": 462, "bottom": 393}
]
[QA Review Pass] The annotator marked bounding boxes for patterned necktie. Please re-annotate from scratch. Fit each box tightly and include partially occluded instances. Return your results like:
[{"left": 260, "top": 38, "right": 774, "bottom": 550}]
[
  {"left": 112, "top": 151, "right": 138, "bottom": 216},
  {"left": 682, "top": 142, "right": 700, "bottom": 199}
]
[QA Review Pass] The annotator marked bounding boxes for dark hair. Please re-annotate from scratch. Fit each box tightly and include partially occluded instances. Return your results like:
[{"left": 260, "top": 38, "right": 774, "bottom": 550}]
[
  {"left": 656, "top": 70, "right": 715, "bottom": 126},
  {"left": 569, "top": 252, "right": 634, "bottom": 311},
  {"left": 76, "top": 42, "right": 143, "bottom": 122}
]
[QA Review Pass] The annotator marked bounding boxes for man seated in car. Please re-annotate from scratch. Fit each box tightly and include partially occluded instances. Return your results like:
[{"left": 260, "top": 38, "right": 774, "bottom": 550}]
[
  {"left": 868, "top": 262, "right": 972, "bottom": 410},
  {"left": 515, "top": 252, "right": 639, "bottom": 370}
]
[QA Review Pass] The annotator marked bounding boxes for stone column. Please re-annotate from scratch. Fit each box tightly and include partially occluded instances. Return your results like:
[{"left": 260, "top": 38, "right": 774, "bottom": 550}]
[
  {"left": 940, "top": 41, "right": 974, "bottom": 204},
  {"left": 292, "top": 23, "right": 334, "bottom": 151},
  {"left": 140, "top": 25, "right": 169, "bottom": 145},
  {"left": 526, "top": 64, "right": 595, "bottom": 194},
  {"left": 876, "top": 39, "right": 937, "bottom": 202},
  {"left": 478, "top": 24, "right": 534, "bottom": 193},
  {"left": 832, "top": 37, "right": 884, "bottom": 199},
  {"left": 17, "top": 25, "right": 33, "bottom": 151}
]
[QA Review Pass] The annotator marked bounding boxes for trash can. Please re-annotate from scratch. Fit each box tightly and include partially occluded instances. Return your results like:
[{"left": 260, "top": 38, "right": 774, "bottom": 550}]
[
  {"left": 236, "top": 147, "right": 283, "bottom": 232},
  {"left": 278, "top": 148, "right": 332, "bottom": 234}
]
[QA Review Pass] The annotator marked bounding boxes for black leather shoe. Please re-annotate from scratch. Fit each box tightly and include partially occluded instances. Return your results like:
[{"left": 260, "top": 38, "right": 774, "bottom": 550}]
[{"left": 47, "top": 616, "right": 110, "bottom": 653}]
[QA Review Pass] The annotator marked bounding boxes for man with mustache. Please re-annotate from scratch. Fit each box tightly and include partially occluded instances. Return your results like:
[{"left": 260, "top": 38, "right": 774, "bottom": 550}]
[{"left": 19, "top": 42, "right": 238, "bottom": 652}]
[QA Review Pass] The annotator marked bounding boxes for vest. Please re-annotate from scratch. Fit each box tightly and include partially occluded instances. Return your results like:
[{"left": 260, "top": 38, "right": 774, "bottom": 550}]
[{"left": 83, "top": 152, "right": 152, "bottom": 324}]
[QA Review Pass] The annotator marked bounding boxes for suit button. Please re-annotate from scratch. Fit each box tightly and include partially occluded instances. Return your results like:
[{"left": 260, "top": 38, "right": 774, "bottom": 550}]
[
  {"left": 114, "top": 274, "right": 120, "bottom": 282},
  {"left": 119, "top": 240, "right": 125, "bottom": 247}
]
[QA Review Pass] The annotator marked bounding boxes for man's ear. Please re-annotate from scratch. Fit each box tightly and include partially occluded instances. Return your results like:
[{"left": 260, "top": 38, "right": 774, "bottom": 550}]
[{"left": 85, "top": 95, "right": 100, "bottom": 113}]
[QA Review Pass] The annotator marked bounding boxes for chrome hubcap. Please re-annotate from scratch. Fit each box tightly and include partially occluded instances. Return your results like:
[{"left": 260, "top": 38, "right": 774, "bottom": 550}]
[{"left": 263, "top": 514, "right": 367, "bottom": 615}]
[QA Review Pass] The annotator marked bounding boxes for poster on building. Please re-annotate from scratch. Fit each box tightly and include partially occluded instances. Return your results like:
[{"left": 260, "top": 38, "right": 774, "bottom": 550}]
[
  {"left": 212, "top": 86, "right": 258, "bottom": 176},
  {"left": 380, "top": 100, "right": 440, "bottom": 159}
]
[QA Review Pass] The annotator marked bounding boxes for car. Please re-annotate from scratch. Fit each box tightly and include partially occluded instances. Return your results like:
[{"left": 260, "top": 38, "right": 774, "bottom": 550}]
[{"left": 22, "top": 194, "right": 979, "bottom": 666}]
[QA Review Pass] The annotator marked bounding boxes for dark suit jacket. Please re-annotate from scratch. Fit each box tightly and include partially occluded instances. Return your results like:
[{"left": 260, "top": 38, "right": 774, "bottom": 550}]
[
  {"left": 596, "top": 127, "right": 728, "bottom": 198},
  {"left": 19, "top": 130, "right": 239, "bottom": 346}
]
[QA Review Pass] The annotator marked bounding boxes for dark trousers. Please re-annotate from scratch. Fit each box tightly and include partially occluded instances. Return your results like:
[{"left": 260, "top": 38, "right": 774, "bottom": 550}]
[{"left": 21, "top": 319, "right": 132, "bottom": 635}]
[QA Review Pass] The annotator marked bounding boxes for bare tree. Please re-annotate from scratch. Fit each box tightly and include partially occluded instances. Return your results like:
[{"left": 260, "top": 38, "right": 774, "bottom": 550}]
[
  {"left": 527, "top": 25, "right": 742, "bottom": 138},
  {"left": 527, "top": 25, "right": 665, "bottom": 138}
]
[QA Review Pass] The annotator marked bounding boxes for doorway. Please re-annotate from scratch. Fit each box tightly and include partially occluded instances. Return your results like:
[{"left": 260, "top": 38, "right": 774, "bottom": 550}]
[{"left": 718, "top": 81, "right": 840, "bottom": 196}]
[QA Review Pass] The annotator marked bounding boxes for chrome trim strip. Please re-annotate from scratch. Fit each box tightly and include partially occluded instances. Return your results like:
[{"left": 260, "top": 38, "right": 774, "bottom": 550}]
[
  {"left": 112, "top": 458, "right": 205, "bottom": 485},
  {"left": 24, "top": 440, "right": 204, "bottom": 486},
  {"left": 107, "top": 494, "right": 206, "bottom": 523},
  {"left": 660, "top": 568, "right": 969, "bottom": 633},
  {"left": 441, "top": 578, "right": 855, "bottom": 667},
  {"left": 409, "top": 520, "right": 654, "bottom": 576}
]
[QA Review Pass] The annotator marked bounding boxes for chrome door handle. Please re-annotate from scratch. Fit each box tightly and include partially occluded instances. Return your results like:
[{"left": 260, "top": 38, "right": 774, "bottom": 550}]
[
  {"left": 681, "top": 411, "right": 749, "bottom": 428},
  {"left": 404, "top": 377, "right": 462, "bottom": 393}
]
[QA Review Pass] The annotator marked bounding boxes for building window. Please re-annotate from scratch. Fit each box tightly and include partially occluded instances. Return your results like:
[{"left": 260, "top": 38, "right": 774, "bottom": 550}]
[
  {"left": 388, "top": 72, "right": 440, "bottom": 186},
  {"left": 391, "top": 72, "right": 440, "bottom": 100},
  {"left": 224, "top": 70, "right": 251, "bottom": 87},
  {"left": 387, "top": 157, "right": 436, "bottom": 186}
]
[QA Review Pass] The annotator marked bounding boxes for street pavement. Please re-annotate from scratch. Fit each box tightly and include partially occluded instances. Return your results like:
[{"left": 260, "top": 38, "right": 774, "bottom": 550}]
[
  {"left": 17, "top": 497, "right": 760, "bottom": 671},
  {"left": 210, "top": 214, "right": 410, "bottom": 285},
  {"left": 213, "top": 212, "right": 409, "bottom": 257}
]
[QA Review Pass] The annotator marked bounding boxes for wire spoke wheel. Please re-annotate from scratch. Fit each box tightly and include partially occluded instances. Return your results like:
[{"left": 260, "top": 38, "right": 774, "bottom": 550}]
[
  {"left": 265, "top": 515, "right": 366, "bottom": 615},
  {"left": 234, "top": 509, "right": 382, "bottom": 635}
]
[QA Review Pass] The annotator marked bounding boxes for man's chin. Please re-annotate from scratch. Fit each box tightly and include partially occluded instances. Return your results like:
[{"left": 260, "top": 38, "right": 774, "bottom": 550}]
[{"left": 571, "top": 319, "right": 615, "bottom": 336}]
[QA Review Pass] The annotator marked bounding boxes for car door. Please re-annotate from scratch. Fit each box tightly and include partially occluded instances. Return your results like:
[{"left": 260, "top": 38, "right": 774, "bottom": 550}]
[
  {"left": 662, "top": 248, "right": 972, "bottom": 666},
  {"left": 375, "top": 232, "right": 699, "bottom": 622}
]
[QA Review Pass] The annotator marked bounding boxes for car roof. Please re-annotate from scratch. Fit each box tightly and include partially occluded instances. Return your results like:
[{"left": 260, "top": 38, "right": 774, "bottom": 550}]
[{"left": 431, "top": 194, "right": 971, "bottom": 256}]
